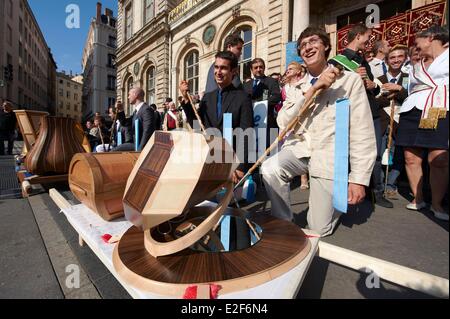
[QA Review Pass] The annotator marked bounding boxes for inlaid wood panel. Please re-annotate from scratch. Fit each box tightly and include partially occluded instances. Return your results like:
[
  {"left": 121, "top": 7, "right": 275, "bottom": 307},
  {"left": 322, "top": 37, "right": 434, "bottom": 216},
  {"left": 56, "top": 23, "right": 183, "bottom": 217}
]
[
  {"left": 123, "top": 132, "right": 174, "bottom": 213},
  {"left": 25, "top": 116, "right": 86, "bottom": 175},
  {"left": 114, "top": 213, "right": 311, "bottom": 296}
]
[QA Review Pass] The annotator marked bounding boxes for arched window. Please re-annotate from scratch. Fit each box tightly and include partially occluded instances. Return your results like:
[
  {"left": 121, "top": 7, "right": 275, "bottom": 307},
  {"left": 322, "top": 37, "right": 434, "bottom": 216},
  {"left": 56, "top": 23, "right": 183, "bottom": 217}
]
[
  {"left": 184, "top": 50, "right": 199, "bottom": 95},
  {"left": 146, "top": 66, "right": 156, "bottom": 105},
  {"left": 236, "top": 26, "right": 253, "bottom": 82}
]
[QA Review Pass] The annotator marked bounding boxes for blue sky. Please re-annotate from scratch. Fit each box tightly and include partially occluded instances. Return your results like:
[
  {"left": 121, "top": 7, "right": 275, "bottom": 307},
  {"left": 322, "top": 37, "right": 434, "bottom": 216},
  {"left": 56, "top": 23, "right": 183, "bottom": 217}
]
[{"left": 29, "top": 0, "right": 118, "bottom": 75}]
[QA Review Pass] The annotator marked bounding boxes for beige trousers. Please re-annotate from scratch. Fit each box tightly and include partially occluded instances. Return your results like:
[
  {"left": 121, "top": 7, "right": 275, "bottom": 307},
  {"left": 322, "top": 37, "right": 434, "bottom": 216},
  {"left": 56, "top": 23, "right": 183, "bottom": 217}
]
[{"left": 261, "top": 148, "right": 342, "bottom": 237}]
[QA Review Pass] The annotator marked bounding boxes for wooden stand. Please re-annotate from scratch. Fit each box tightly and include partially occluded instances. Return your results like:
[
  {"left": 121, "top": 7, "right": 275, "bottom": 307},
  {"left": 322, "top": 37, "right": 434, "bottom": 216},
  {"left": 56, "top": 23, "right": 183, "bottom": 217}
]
[
  {"left": 113, "top": 210, "right": 311, "bottom": 297},
  {"left": 17, "top": 170, "right": 68, "bottom": 197}
]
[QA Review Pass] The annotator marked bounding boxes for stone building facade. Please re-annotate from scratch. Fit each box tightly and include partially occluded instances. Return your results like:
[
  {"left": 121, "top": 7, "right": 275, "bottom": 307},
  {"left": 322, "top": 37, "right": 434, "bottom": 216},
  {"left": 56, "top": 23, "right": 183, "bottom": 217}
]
[
  {"left": 0, "top": 0, "right": 56, "bottom": 112},
  {"left": 115, "top": 0, "right": 446, "bottom": 115},
  {"left": 56, "top": 72, "right": 83, "bottom": 122},
  {"left": 81, "top": 2, "right": 118, "bottom": 120}
]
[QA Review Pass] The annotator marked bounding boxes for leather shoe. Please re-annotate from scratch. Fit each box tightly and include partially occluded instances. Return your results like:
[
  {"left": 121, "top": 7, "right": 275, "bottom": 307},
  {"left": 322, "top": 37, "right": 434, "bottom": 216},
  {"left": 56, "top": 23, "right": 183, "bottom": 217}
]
[
  {"left": 430, "top": 207, "right": 449, "bottom": 221},
  {"left": 375, "top": 193, "right": 394, "bottom": 208}
]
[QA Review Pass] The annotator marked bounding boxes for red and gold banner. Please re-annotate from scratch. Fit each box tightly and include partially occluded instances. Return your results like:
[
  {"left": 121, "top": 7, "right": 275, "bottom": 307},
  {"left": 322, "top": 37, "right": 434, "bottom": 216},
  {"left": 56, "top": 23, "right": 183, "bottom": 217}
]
[
  {"left": 366, "top": 23, "right": 385, "bottom": 51},
  {"left": 336, "top": 0, "right": 447, "bottom": 52},
  {"left": 408, "top": 1, "right": 447, "bottom": 46},
  {"left": 384, "top": 13, "right": 410, "bottom": 47},
  {"left": 337, "top": 24, "right": 354, "bottom": 53}
]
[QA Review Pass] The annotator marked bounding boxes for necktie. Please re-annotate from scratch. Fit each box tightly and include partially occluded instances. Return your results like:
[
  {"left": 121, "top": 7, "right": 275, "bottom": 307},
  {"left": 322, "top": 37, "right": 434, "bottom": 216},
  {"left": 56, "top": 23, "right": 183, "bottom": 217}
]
[
  {"left": 252, "top": 79, "right": 260, "bottom": 95},
  {"left": 217, "top": 89, "right": 223, "bottom": 121},
  {"left": 382, "top": 62, "right": 388, "bottom": 75},
  {"left": 390, "top": 78, "right": 397, "bottom": 84},
  {"left": 310, "top": 77, "right": 318, "bottom": 86}
]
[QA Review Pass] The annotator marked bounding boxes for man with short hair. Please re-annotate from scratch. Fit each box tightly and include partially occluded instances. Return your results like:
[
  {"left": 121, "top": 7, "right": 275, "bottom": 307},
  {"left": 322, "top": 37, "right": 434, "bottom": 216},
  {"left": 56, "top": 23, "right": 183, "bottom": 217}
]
[
  {"left": 261, "top": 27, "right": 376, "bottom": 237},
  {"left": 181, "top": 51, "right": 254, "bottom": 183},
  {"left": 376, "top": 47, "right": 409, "bottom": 199},
  {"left": 340, "top": 23, "right": 393, "bottom": 208},
  {"left": 369, "top": 40, "right": 391, "bottom": 78},
  {"left": 204, "top": 33, "right": 244, "bottom": 93},
  {"left": 243, "top": 58, "right": 281, "bottom": 132},
  {"left": 115, "top": 87, "right": 156, "bottom": 151}
]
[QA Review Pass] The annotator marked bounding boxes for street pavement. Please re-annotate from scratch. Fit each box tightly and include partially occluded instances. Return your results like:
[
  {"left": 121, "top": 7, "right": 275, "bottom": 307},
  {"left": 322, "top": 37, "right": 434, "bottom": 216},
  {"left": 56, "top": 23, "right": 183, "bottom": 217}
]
[{"left": 0, "top": 141, "right": 448, "bottom": 299}]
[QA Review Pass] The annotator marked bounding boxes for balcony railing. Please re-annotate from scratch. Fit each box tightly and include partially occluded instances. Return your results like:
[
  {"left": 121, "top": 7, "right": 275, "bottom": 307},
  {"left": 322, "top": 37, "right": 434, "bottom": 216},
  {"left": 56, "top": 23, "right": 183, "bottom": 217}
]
[{"left": 168, "top": 0, "right": 207, "bottom": 23}]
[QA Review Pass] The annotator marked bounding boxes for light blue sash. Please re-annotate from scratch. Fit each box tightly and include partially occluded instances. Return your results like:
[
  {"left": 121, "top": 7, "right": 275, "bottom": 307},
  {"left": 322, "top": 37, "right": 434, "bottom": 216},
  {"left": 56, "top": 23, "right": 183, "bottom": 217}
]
[
  {"left": 135, "top": 119, "right": 140, "bottom": 151},
  {"left": 220, "top": 216, "right": 230, "bottom": 251},
  {"left": 333, "top": 98, "right": 350, "bottom": 213},
  {"left": 223, "top": 113, "right": 233, "bottom": 147},
  {"left": 117, "top": 131, "right": 122, "bottom": 146}
]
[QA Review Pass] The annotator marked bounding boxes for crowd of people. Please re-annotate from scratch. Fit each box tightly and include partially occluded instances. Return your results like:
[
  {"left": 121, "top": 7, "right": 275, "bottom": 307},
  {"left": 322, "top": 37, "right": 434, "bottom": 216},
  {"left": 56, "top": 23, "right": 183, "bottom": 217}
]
[{"left": 23, "top": 22, "right": 443, "bottom": 237}]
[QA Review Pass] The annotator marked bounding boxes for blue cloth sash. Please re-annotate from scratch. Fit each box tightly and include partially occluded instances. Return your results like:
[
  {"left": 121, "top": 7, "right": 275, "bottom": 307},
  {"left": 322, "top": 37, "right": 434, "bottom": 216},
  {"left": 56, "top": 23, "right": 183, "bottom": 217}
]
[{"left": 333, "top": 98, "right": 350, "bottom": 213}]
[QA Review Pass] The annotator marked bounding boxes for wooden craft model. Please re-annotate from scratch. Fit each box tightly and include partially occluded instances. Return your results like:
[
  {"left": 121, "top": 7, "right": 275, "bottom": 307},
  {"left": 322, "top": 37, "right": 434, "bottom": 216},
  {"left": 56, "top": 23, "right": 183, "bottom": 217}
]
[
  {"left": 69, "top": 152, "right": 140, "bottom": 221},
  {"left": 13, "top": 110, "right": 49, "bottom": 156},
  {"left": 113, "top": 130, "right": 312, "bottom": 297},
  {"left": 25, "top": 116, "right": 86, "bottom": 175},
  {"left": 122, "top": 131, "right": 238, "bottom": 257}
]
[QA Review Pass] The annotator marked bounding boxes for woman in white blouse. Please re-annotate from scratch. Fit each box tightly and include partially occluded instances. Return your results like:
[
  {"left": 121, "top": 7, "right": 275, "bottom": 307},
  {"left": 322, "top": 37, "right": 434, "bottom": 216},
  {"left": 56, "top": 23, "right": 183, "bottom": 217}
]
[{"left": 396, "top": 26, "right": 449, "bottom": 221}]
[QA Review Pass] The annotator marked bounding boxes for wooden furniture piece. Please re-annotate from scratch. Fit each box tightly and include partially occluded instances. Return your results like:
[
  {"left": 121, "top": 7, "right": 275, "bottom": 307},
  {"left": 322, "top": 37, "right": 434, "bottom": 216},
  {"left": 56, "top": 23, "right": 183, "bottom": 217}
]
[
  {"left": 111, "top": 130, "right": 313, "bottom": 297},
  {"left": 25, "top": 116, "right": 86, "bottom": 175},
  {"left": 69, "top": 152, "right": 140, "bottom": 221},
  {"left": 49, "top": 189, "right": 321, "bottom": 299},
  {"left": 74, "top": 122, "right": 92, "bottom": 153},
  {"left": 113, "top": 209, "right": 311, "bottom": 297},
  {"left": 123, "top": 131, "right": 238, "bottom": 257},
  {"left": 13, "top": 110, "right": 49, "bottom": 155}
]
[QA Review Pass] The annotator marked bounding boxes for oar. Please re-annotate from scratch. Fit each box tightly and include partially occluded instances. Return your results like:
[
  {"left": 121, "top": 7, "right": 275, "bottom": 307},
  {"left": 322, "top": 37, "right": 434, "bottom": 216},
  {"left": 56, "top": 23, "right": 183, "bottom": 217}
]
[
  {"left": 233, "top": 88, "right": 323, "bottom": 191},
  {"left": 384, "top": 98, "right": 396, "bottom": 197},
  {"left": 107, "top": 109, "right": 118, "bottom": 152},
  {"left": 234, "top": 64, "right": 344, "bottom": 190}
]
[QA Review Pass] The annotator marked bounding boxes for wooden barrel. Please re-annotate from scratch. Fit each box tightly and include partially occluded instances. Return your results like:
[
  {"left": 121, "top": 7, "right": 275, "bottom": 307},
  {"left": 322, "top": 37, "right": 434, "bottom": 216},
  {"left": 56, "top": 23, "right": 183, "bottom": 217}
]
[
  {"left": 25, "top": 116, "right": 86, "bottom": 175},
  {"left": 69, "top": 152, "right": 140, "bottom": 221}
]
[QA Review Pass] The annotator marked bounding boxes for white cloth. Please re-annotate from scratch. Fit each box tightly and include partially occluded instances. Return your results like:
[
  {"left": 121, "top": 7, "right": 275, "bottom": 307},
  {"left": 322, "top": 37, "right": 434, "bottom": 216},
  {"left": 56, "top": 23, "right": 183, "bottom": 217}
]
[
  {"left": 386, "top": 72, "right": 401, "bottom": 84},
  {"left": 134, "top": 102, "right": 144, "bottom": 114},
  {"left": 369, "top": 57, "right": 386, "bottom": 79},
  {"left": 400, "top": 48, "right": 449, "bottom": 114}
]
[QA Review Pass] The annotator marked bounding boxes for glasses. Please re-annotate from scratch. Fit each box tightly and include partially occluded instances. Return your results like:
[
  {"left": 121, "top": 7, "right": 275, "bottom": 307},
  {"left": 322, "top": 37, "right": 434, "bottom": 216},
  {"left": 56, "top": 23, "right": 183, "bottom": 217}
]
[{"left": 298, "top": 37, "right": 323, "bottom": 51}]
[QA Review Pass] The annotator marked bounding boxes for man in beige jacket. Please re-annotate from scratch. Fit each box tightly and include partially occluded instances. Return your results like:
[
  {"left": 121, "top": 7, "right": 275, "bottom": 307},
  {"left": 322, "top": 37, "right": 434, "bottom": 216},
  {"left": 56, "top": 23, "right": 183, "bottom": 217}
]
[{"left": 261, "top": 27, "right": 377, "bottom": 237}]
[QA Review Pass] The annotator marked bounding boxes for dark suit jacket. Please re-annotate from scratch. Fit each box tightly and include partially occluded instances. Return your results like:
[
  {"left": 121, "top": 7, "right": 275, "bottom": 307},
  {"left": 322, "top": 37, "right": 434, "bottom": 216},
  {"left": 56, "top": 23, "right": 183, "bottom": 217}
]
[
  {"left": 341, "top": 48, "right": 381, "bottom": 119},
  {"left": 117, "top": 103, "right": 155, "bottom": 151},
  {"left": 243, "top": 75, "right": 281, "bottom": 129},
  {"left": 376, "top": 72, "right": 409, "bottom": 134},
  {"left": 181, "top": 84, "right": 254, "bottom": 171},
  {"left": 110, "top": 121, "right": 133, "bottom": 145}
]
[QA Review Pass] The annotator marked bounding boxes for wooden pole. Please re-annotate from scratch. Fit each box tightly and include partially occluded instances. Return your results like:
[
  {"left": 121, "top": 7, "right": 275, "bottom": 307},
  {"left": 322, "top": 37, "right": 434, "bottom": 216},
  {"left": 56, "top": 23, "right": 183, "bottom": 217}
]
[
  {"left": 186, "top": 91, "right": 207, "bottom": 134},
  {"left": 108, "top": 111, "right": 118, "bottom": 152},
  {"left": 318, "top": 241, "right": 449, "bottom": 299},
  {"left": 384, "top": 99, "right": 396, "bottom": 196},
  {"left": 234, "top": 88, "right": 323, "bottom": 191}
]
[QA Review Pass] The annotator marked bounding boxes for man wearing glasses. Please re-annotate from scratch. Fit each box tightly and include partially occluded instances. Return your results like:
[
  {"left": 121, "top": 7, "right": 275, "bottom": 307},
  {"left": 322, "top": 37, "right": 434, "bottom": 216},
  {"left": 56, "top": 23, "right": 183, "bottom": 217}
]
[{"left": 261, "top": 27, "right": 377, "bottom": 237}]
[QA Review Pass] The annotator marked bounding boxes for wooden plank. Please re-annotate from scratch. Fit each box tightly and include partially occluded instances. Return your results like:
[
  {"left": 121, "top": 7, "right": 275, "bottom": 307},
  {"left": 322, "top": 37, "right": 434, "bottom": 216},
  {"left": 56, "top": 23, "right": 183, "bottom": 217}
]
[
  {"left": 27, "top": 174, "right": 68, "bottom": 185},
  {"left": 49, "top": 188, "right": 72, "bottom": 210},
  {"left": 318, "top": 241, "right": 449, "bottom": 299}
]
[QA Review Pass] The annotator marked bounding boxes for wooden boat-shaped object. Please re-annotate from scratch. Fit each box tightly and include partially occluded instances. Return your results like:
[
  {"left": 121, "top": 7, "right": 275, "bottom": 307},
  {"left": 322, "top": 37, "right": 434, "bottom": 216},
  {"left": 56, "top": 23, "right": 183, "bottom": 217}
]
[
  {"left": 114, "top": 130, "right": 312, "bottom": 297},
  {"left": 69, "top": 152, "right": 140, "bottom": 221},
  {"left": 123, "top": 131, "right": 238, "bottom": 257},
  {"left": 25, "top": 116, "right": 86, "bottom": 175},
  {"left": 13, "top": 110, "right": 49, "bottom": 155}
]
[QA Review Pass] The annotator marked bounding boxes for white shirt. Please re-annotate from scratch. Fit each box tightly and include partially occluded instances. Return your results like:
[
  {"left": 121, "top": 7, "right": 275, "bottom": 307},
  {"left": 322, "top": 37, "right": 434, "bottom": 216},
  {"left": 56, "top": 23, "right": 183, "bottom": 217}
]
[
  {"left": 400, "top": 48, "right": 449, "bottom": 113},
  {"left": 134, "top": 102, "right": 145, "bottom": 114},
  {"left": 369, "top": 57, "right": 386, "bottom": 79},
  {"left": 386, "top": 72, "right": 401, "bottom": 84}
]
